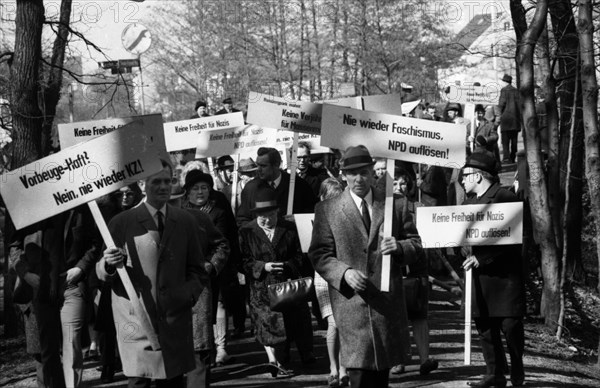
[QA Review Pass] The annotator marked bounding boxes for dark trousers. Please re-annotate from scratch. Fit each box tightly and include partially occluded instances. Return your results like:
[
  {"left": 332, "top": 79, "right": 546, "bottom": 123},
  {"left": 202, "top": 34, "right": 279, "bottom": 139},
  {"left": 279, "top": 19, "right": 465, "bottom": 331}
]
[
  {"left": 474, "top": 317, "right": 524, "bottom": 379},
  {"left": 282, "top": 302, "right": 314, "bottom": 360},
  {"left": 128, "top": 375, "right": 184, "bottom": 388},
  {"left": 227, "top": 283, "right": 247, "bottom": 331},
  {"left": 501, "top": 131, "right": 518, "bottom": 162},
  {"left": 347, "top": 368, "right": 390, "bottom": 388}
]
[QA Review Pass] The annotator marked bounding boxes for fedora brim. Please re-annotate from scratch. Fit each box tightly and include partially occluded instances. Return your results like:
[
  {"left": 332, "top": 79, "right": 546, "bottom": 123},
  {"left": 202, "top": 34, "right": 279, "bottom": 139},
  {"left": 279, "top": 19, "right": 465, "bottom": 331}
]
[
  {"left": 340, "top": 161, "right": 376, "bottom": 171},
  {"left": 250, "top": 200, "right": 278, "bottom": 213}
]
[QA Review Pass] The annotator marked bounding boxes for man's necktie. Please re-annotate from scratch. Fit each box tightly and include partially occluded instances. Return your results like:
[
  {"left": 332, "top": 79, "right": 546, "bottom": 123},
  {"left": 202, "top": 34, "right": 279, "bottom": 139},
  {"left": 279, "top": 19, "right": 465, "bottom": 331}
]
[
  {"left": 157, "top": 210, "right": 164, "bottom": 239},
  {"left": 361, "top": 199, "right": 371, "bottom": 233}
]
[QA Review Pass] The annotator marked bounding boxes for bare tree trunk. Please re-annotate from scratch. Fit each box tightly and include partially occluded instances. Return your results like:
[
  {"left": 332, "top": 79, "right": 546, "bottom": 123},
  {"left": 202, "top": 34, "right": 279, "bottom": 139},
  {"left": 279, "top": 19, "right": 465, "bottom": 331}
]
[
  {"left": 328, "top": 0, "right": 340, "bottom": 98},
  {"left": 577, "top": 0, "right": 600, "bottom": 298},
  {"left": 310, "top": 0, "right": 323, "bottom": 100},
  {"left": 41, "top": 0, "right": 72, "bottom": 154},
  {"left": 4, "top": 0, "right": 45, "bottom": 337},
  {"left": 513, "top": 0, "right": 562, "bottom": 330},
  {"left": 549, "top": 0, "right": 584, "bottom": 281}
]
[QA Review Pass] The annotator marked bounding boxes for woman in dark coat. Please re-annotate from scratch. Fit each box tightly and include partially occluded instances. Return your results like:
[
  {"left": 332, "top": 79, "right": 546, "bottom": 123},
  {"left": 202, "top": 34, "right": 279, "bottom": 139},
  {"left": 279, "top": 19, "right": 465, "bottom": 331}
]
[
  {"left": 182, "top": 169, "right": 241, "bottom": 366},
  {"left": 239, "top": 187, "right": 313, "bottom": 378}
]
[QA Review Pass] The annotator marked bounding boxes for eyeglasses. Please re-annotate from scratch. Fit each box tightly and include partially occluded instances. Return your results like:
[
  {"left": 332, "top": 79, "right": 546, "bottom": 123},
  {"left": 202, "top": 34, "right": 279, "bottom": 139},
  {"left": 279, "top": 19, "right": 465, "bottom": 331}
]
[
  {"left": 297, "top": 156, "right": 309, "bottom": 160},
  {"left": 117, "top": 191, "right": 135, "bottom": 198}
]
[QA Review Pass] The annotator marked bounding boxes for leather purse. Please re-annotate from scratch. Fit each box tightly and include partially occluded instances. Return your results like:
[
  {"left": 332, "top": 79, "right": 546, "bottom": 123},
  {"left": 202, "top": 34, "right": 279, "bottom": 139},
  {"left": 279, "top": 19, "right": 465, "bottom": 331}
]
[{"left": 268, "top": 276, "right": 314, "bottom": 312}]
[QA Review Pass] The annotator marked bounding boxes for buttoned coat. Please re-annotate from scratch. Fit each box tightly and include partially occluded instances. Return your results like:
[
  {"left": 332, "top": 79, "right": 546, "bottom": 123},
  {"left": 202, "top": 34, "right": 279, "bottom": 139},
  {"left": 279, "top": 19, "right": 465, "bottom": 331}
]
[
  {"left": 96, "top": 204, "right": 207, "bottom": 379},
  {"left": 498, "top": 84, "right": 521, "bottom": 132},
  {"left": 308, "top": 187, "right": 423, "bottom": 370},
  {"left": 239, "top": 218, "right": 313, "bottom": 347},
  {"left": 464, "top": 183, "right": 525, "bottom": 317}
]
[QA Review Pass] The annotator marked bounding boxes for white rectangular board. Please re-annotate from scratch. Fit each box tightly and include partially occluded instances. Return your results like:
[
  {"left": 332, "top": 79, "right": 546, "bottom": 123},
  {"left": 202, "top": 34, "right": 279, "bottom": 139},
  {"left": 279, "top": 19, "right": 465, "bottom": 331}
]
[
  {"left": 58, "top": 114, "right": 165, "bottom": 149},
  {"left": 1, "top": 122, "right": 163, "bottom": 229},
  {"left": 415, "top": 203, "right": 523, "bottom": 248},
  {"left": 163, "top": 112, "right": 244, "bottom": 152},
  {"left": 247, "top": 92, "right": 322, "bottom": 135},
  {"left": 321, "top": 104, "right": 467, "bottom": 168},
  {"left": 445, "top": 85, "right": 501, "bottom": 106}
]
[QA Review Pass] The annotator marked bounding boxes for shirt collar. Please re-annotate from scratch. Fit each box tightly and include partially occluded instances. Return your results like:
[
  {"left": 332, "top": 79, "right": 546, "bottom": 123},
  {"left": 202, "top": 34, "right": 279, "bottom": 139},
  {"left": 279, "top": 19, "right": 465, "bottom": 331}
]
[
  {"left": 271, "top": 173, "right": 282, "bottom": 189},
  {"left": 349, "top": 188, "right": 373, "bottom": 210},
  {"left": 144, "top": 200, "right": 167, "bottom": 219}
]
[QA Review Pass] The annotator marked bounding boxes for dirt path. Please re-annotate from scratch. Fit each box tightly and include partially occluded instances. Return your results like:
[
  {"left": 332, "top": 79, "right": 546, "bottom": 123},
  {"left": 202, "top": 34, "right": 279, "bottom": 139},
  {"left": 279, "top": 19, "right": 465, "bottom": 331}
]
[{"left": 2, "top": 285, "right": 599, "bottom": 387}]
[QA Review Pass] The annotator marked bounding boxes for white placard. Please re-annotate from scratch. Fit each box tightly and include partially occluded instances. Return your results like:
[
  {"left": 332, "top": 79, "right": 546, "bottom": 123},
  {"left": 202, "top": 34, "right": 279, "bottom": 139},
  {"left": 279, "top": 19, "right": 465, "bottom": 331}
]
[
  {"left": 195, "top": 125, "right": 279, "bottom": 158},
  {"left": 293, "top": 213, "right": 315, "bottom": 253},
  {"left": 445, "top": 85, "right": 501, "bottom": 106},
  {"left": 321, "top": 104, "right": 467, "bottom": 167},
  {"left": 163, "top": 112, "right": 244, "bottom": 152},
  {"left": 247, "top": 92, "right": 322, "bottom": 135},
  {"left": 58, "top": 114, "right": 165, "bottom": 149},
  {"left": 362, "top": 93, "right": 402, "bottom": 115},
  {"left": 1, "top": 122, "right": 163, "bottom": 229},
  {"left": 415, "top": 203, "right": 523, "bottom": 248}
]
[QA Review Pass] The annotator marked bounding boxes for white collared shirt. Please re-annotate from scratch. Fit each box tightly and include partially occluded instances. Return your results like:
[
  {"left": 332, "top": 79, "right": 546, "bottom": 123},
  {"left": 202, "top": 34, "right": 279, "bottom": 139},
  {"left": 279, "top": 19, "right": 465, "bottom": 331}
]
[
  {"left": 349, "top": 188, "right": 373, "bottom": 220},
  {"left": 144, "top": 201, "right": 167, "bottom": 228},
  {"left": 270, "top": 173, "right": 283, "bottom": 189}
]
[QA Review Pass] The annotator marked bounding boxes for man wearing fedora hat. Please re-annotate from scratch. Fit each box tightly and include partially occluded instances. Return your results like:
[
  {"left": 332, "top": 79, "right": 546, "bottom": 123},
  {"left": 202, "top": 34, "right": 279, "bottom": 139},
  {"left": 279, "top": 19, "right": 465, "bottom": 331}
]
[
  {"left": 460, "top": 152, "right": 525, "bottom": 388},
  {"left": 215, "top": 97, "right": 240, "bottom": 115},
  {"left": 236, "top": 147, "right": 317, "bottom": 227},
  {"left": 497, "top": 73, "right": 521, "bottom": 164},
  {"left": 309, "top": 145, "right": 423, "bottom": 388}
]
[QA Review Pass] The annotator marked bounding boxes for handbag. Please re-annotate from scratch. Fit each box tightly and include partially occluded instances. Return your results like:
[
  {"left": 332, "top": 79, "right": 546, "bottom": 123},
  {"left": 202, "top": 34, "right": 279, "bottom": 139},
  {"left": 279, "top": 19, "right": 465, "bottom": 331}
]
[{"left": 268, "top": 276, "right": 314, "bottom": 312}]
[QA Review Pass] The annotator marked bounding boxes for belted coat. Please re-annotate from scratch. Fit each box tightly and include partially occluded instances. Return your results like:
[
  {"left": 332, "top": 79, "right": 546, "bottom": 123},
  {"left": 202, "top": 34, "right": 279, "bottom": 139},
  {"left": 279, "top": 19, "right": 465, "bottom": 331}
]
[{"left": 308, "top": 187, "right": 423, "bottom": 370}]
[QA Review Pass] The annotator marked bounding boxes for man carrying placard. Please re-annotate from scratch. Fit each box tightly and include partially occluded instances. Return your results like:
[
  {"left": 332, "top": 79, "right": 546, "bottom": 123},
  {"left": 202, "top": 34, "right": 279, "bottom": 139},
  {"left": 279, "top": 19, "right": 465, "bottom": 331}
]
[
  {"left": 308, "top": 145, "right": 423, "bottom": 388},
  {"left": 461, "top": 152, "right": 525, "bottom": 388},
  {"left": 97, "top": 160, "right": 208, "bottom": 388}
]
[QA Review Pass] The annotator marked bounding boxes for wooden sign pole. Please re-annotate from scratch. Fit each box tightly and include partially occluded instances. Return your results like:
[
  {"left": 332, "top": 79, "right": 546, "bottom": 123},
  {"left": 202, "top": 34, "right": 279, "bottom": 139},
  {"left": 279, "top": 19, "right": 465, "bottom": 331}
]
[{"left": 88, "top": 201, "right": 161, "bottom": 351}]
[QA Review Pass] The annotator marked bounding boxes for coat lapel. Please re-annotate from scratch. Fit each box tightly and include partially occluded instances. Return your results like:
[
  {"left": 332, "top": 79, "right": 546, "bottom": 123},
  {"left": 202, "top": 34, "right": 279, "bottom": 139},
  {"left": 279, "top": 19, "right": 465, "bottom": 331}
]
[
  {"left": 160, "top": 205, "right": 177, "bottom": 255},
  {"left": 369, "top": 188, "right": 385, "bottom": 246},
  {"left": 340, "top": 189, "right": 368, "bottom": 239},
  {"left": 136, "top": 204, "right": 159, "bottom": 240}
]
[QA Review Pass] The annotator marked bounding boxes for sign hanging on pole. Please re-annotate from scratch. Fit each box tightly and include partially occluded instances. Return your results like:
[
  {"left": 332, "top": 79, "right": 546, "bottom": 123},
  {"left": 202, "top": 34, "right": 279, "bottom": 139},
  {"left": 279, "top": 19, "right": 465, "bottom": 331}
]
[
  {"left": 1, "top": 121, "right": 163, "bottom": 230},
  {"left": 163, "top": 112, "right": 244, "bottom": 152},
  {"left": 321, "top": 104, "right": 467, "bottom": 168},
  {"left": 247, "top": 92, "right": 323, "bottom": 135}
]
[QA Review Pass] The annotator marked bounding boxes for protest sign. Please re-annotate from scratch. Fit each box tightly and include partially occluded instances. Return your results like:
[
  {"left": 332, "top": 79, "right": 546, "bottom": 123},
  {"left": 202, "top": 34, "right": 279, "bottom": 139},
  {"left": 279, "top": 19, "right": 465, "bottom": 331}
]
[
  {"left": 1, "top": 122, "right": 163, "bottom": 230},
  {"left": 321, "top": 104, "right": 466, "bottom": 167},
  {"left": 294, "top": 213, "right": 315, "bottom": 253},
  {"left": 319, "top": 96, "right": 363, "bottom": 109},
  {"left": 445, "top": 84, "right": 501, "bottom": 106},
  {"left": 415, "top": 202, "right": 523, "bottom": 248},
  {"left": 195, "top": 124, "right": 279, "bottom": 158},
  {"left": 163, "top": 112, "right": 244, "bottom": 152},
  {"left": 58, "top": 113, "right": 165, "bottom": 149},
  {"left": 247, "top": 92, "right": 323, "bottom": 135}
]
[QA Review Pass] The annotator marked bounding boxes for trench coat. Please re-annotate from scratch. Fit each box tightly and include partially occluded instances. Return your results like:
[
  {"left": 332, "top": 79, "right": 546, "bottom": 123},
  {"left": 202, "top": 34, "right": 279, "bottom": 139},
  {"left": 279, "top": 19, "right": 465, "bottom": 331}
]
[
  {"left": 308, "top": 187, "right": 423, "bottom": 370},
  {"left": 239, "top": 218, "right": 313, "bottom": 347},
  {"left": 464, "top": 183, "right": 525, "bottom": 317},
  {"left": 96, "top": 203, "right": 207, "bottom": 379},
  {"left": 497, "top": 84, "right": 521, "bottom": 132}
]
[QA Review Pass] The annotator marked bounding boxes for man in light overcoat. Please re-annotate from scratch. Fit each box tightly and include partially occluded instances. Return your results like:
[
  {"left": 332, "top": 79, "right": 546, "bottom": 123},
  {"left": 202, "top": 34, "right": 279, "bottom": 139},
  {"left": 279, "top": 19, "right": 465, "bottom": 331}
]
[
  {"left": 308, "top": 145, "right": 424, "bottom": 388},
  {"left": 97, "top": 161, "right": 208, "bottom": 388}
]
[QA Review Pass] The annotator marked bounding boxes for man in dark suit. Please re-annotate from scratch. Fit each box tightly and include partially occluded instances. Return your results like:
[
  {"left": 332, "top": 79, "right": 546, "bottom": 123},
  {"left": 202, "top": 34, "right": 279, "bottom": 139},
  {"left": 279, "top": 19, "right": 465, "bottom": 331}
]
[
  {"left": 295, "top": 142, "right": 329, "bottom": 198},
  {"left": 215, "top": 97, "right": 240, "bottom": 115},
  {"left": 308, "top": 145, "right": 423, "bottom": 388},
  {"left": 97, "top": 160, "right": 208, "bottom": 388},
  {"left": 236, "top": 147, "right": 317, "bottom": 226},
  {"left": 497, "top": 74, "right": 521, "bottom": 163},
  {"left": 461, "top": 152, "right": 525, "bottom": 388}
]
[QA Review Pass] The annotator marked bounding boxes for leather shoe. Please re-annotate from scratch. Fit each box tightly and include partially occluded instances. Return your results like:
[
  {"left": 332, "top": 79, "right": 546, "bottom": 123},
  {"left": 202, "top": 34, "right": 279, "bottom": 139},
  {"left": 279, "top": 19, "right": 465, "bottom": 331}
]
[
  {"left": 510, "top": 376, "right": 524, "bottom": 387},
  {"left": 467, "top": 375, "right": 507, "bottom": 387},
  {"left": 420, "top": 358, "right": 439, "bottom": 375},
  {"left": 390, "top": 364, "right": 405, "bottom": 374},
  {"left": 339, "top": 374, "right": 349, "bottom": 387}
]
